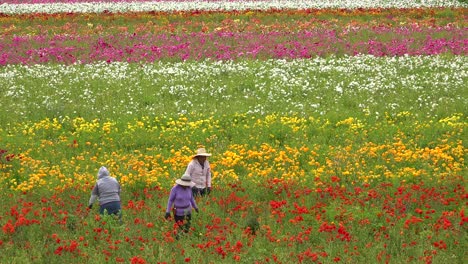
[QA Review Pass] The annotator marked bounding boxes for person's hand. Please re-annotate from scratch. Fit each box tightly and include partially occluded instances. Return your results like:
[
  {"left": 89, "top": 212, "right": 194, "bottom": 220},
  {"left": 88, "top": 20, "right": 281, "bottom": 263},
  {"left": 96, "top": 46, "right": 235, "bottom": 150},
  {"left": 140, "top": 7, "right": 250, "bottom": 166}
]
[
  {"left": 88, "top": 204, "right": 93, "bottom": 209},
  {"left": 195, "top": 208, "right": 199, "bottom": 213},
  {"left": 165, "top": 212, "right": 171, "bottom": 219}
]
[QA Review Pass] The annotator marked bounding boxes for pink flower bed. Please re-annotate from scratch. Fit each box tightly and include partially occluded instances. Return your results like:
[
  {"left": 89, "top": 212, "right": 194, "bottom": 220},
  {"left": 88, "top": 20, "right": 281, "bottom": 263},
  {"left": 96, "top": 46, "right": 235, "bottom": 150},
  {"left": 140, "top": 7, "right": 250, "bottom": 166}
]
[{"left": 1, "top": 26, "right": 465, "bottom": 65}]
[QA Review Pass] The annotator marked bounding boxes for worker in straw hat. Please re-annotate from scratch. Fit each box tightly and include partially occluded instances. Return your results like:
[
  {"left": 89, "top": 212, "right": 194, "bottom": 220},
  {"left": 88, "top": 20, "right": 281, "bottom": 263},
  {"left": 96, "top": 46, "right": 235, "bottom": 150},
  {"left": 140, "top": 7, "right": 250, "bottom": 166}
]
[
  {"left": 165, "top": 174, "right": 199, "bottom": 236},
  {"left": 184, "top": 147, "right": 212, "bottom": 197}
]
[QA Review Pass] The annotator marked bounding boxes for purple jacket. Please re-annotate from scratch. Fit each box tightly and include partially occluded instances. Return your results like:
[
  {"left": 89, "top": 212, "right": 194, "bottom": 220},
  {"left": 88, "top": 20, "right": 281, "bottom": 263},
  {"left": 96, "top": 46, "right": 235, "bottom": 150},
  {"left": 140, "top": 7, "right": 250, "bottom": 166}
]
[{"left": 166, "top": 185, "right": 198, "bottom": 216}]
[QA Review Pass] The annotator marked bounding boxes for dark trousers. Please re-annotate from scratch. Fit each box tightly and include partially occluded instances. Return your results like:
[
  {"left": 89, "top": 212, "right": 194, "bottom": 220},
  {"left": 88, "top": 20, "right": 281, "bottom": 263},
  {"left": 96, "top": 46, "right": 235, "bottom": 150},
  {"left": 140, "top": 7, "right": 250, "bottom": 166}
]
[
  {"left": 174, "top": 214, "right": 192, "bottom": 233},
  {"left": 100, "top": 201, "right": 122, "bottom": 220},
  {"left": 192, "top": 187, "right": 209, "bottom": 197}
]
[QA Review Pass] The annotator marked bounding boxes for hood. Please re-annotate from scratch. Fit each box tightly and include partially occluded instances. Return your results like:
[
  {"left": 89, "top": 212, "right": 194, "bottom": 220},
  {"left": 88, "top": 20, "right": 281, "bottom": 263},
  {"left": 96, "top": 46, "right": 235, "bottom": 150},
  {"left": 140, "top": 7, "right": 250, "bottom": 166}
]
[{"left": 97, "top": 166, "right": 110, "bottom": 179}]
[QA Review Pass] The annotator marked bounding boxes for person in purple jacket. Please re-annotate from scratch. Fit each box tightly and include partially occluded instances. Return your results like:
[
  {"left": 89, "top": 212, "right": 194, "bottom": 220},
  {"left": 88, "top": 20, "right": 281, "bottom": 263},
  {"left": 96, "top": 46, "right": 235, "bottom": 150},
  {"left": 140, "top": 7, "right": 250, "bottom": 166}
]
[
  {"left": 88, "top": 166, "right": 122, "bottom": 220},
  {"left": 165, "top": 174, "right": 199, "bottom": 235}
]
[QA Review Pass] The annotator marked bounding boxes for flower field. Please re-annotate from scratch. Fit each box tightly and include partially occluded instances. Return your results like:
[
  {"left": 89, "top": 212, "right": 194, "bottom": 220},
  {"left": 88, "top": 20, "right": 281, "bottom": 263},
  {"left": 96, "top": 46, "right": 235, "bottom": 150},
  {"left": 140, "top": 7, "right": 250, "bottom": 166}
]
[{"left": 0, "top": 0, "right": 467, "bottom": 263}]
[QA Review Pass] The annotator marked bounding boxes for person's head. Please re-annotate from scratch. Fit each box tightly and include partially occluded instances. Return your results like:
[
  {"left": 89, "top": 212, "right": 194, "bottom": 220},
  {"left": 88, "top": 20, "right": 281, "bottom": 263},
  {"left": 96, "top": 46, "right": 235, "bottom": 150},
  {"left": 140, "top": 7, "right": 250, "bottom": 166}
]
[
  {"left": 98, "top": 166, "right": 110, "bottom": 179},
  {"left": 196, "top": 155, "right": 207, "bottom": 164},
  {"left": 175, "top": 174, "right": 195, "bottom": 188},
  {"left": 192, "top": 148, "right": 211, "bottom": 163}
]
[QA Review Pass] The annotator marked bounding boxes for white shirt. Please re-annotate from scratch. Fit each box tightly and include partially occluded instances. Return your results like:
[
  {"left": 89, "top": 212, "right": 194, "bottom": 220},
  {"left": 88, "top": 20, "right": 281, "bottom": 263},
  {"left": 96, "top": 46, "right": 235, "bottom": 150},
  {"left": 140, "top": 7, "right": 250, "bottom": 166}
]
[{"left": 184, "top": 159, "right": 211, "bottom": 189}]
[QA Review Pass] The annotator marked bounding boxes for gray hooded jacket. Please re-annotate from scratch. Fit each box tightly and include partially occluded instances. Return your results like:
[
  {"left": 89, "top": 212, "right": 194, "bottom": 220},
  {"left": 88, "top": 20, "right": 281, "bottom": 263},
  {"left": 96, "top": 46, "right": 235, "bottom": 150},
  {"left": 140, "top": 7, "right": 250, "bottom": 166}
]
[{"left": 88, "top": 166, "right": 121, "bottom": 206}]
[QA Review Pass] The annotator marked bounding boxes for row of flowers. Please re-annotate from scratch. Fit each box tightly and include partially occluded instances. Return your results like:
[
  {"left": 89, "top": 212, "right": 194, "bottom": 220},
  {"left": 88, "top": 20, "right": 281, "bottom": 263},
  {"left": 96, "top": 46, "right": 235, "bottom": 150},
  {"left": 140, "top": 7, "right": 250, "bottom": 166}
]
[
  {"left": 1, "top": 26, "right": 466, "bottom": 65},
  {"left": 1, "top": 0, "right": 466, "bottom": 14},
  {"left": 1, "top": 112, "right": 464, "bottom": 192},
  {"left": 1, "top": 174, "right": 466, "bottom": 263},
  {"left": 1, "top": 56, "right": 466, "bottom": 123},
  {"left": 3, "top": 8, "right": 465, "bottom": 37}
]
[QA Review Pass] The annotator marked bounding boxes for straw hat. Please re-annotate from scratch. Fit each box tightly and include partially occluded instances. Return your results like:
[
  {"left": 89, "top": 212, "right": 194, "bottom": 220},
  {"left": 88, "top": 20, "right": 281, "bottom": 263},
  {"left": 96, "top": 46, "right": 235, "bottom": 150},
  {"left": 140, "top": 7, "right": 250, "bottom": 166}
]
[
  {"left": 192, "top": 148, "right": 212, "bottom": 158},
  {"left": 175, "top": 174, "right": 195, "bottom": 187}
]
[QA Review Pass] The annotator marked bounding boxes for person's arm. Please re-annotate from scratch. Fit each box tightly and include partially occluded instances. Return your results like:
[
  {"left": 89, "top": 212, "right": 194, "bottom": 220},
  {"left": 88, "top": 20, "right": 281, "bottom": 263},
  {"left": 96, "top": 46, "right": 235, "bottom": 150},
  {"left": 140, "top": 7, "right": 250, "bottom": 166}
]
[
  {"left": 184, "top": 160, "right": 194, "bottom": 176},
  {"left": 206, "top": 162, "right": 212, "bottom": 189},
  {"left": 190, "top": 192, "right": 199, "bottom": 212},
  {"left": 117, "top": 181, "right": 121, "bottom": 197},
  {"left": 166, "top": 187, "right": 176, "bottom": 213},
  {"left": 88, "top": 184, "right": 99, "bottom": 208}
]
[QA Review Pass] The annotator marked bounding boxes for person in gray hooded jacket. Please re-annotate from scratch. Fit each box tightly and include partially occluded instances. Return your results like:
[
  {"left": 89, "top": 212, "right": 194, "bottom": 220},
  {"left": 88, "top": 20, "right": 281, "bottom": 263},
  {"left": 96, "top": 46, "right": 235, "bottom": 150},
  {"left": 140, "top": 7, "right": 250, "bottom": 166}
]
[{"left": 88, "top": 166, "right": 122, "bottom": 219}]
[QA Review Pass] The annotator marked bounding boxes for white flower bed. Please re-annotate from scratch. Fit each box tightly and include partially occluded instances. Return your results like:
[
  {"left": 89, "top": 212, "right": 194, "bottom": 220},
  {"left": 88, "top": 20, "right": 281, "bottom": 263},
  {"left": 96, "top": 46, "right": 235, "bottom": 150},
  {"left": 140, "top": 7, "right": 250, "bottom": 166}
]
[
  {"left": 1, "top": 55, "right": 466, "bottom": 119},
  {"left": 0, "top": 0, "right": 466, "bottom": 14}
]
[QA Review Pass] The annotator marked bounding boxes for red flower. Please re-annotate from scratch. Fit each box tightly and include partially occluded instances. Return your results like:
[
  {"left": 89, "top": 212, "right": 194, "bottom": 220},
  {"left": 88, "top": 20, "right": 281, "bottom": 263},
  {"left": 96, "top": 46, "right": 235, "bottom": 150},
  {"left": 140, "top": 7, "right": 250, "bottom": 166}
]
[
  {"left": 433, "top": 240, "right": 447, "bottom": 250},
  {"left": 460, "top": 209, "right": 468, "bottom": 226},
  {"left": 441, "top": 217, "right": 452, "bottom": 230},
  {"left": 2, "top": 220, "right": 15, "bottom": 234},
  {"left": 337, "top": 223, "right": 351, "bottom": 242},
  {"left": 54, "top": 246, "right": 64, "bottom": 255},
  {"left": 404, "top": 216, "right": 423, "bottom": 229},
  {"left": 331, "top": 176, "right": 340, "bottom": 182},
  {"left": 235, "top": 241, "right": 243, "bottom": 249},
  {"left": 131, "top": 256, "right": 146, "bottom": 264},
  {"left": 318, "top": 222, "right": 336, "bottom": 232},
  {"left": 270, "top": 200, "right": 287, "bottom": 209},
  {"left": 67, "top": 240, "right": 78, "bottom": 252},
  {"left": 216, "top": 246, "right": 227, "bottom": 258}
]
